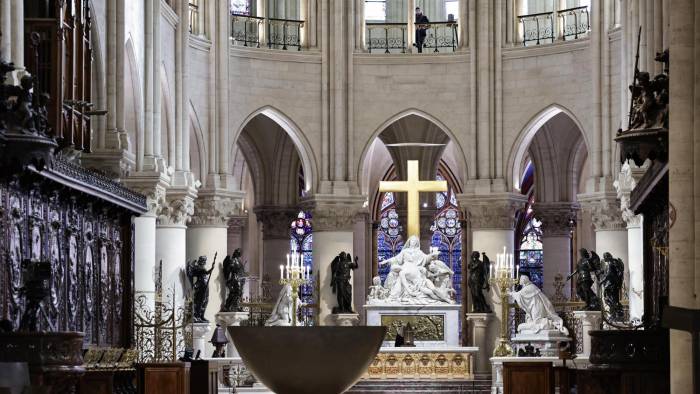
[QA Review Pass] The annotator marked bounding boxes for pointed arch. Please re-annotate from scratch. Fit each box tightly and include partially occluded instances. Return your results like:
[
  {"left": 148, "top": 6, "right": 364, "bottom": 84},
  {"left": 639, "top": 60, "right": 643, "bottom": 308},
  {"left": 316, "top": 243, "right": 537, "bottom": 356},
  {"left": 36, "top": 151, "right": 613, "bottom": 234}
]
[
  {"left": 507, "top": 104, "right": 590, "bottom": 192},
  {"left": 124, "top": 36, "right": 144, "bottom": 167},
  {"left": 189, "top": 103, "right": 208, "bottom": 183},
  {"left": 233, "top": 106, "right": 318, "bottom": 195}
]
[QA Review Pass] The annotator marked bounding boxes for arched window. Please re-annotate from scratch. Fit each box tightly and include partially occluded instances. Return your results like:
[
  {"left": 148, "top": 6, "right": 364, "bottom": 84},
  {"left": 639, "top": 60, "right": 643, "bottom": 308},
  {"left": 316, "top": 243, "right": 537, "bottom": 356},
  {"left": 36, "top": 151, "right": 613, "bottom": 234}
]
[
  {"left": 430, "top": 171, "right": 462, "bottom": 299},
  {"left": 290, "top": 211, "right": 313, "bottom": 324},
  {"left": 516, "top": 194, "right": 544, "bottom": 289},
  {"left": 376, "top": 192, "right": 404, "bottom": 283}
]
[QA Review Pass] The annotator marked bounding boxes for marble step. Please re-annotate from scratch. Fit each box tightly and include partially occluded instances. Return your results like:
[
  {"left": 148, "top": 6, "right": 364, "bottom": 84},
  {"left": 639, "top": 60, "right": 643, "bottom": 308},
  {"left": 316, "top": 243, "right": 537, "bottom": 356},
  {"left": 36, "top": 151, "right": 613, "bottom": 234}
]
[{"left": 348, "top": 379, "right": 492, "bottom": 393}]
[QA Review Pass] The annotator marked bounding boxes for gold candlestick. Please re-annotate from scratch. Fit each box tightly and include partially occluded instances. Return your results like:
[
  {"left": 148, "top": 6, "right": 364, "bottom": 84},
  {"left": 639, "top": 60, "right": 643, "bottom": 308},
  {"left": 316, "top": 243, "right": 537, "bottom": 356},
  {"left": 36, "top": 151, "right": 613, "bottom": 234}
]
[
  {"left": 488, "top": 252, "right": 519, "bottom": 357},
  {"left": 279, "top": 261, "right": 309, "bottom": 327}
]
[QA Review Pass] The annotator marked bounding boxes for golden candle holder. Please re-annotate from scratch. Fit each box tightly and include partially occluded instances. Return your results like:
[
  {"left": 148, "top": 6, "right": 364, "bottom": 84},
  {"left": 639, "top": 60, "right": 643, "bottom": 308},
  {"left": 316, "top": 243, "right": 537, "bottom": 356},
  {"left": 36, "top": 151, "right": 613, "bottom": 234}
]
[
  {"left": 279, "top": 251, "right": 310, "bottom": 327},
  {"left": 488, "top": 248, "right": 519, "bottom": 357}
]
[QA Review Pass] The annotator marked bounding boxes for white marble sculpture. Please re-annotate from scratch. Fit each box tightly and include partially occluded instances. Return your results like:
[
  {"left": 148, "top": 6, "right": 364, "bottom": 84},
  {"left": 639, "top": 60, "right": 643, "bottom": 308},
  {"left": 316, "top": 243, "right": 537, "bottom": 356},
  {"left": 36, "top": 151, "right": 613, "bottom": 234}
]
[
  {"left": 367, "top": 236, "right": 455, "bottom": 305},
  {"left": 509, "top": 276, "right": 569, "bottom": 335},
  {"left": 265, "top": 284, "right": 296, "bottom": 326}
]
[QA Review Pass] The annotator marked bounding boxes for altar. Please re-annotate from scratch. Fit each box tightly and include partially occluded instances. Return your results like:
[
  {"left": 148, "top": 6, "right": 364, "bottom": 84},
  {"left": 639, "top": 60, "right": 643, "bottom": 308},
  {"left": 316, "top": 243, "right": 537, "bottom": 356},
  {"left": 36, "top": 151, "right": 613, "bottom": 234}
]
[{"left": 365, "top": 304, "right": 462, "bottom": 347}]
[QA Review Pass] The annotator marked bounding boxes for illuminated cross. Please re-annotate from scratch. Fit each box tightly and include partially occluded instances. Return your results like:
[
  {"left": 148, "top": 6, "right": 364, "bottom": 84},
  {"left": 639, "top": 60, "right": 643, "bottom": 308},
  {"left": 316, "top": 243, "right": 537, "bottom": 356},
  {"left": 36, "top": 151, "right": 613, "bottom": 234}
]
[{"left": 379, "top": 160, "right": 448, "bottom": 239}]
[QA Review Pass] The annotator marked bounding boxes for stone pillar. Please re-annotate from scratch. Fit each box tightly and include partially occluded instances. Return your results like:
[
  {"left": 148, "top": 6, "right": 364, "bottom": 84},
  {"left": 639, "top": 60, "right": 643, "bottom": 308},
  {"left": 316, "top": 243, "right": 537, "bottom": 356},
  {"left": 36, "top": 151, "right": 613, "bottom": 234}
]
[
  {"left": 227, "top": 215, "right": 248, "bottom": 255},
  {"left": 187, "top": 191, "right": 244, "bottom": 327},
  {"left": 466, "top": 313, "right": 494, "bottom": 374},
  {"left": 254, "top": 207, "right": 298, "bottom": 297},
  {"left": 156, "top": 189, "right": 196, "bottom": 301},
  {"left": 579, "top": 193, "right": 629, "bottom": 267},
  {"left": 10, "top": 0, "right": 22, "bottom": 70},
  {"left": 460, "top": 194, "right": 527, "bottom": 358},
  {"left": 614, "top": 159, "right": 650, "bottom": 323},
  {"left": 191, "top": 323, "right": 211, "bottom": 358},
  {"left": 572, "top": 311, "right": 602, "bottom": 359},
  {"left": 0, "top": 0, "right": 11, "bottom": 63},
  {"left": 306, "top": 200, "right": 364, "bottom": 326},
  {"left": 535, "top": 203, "right": 578, "bottom": 299}
]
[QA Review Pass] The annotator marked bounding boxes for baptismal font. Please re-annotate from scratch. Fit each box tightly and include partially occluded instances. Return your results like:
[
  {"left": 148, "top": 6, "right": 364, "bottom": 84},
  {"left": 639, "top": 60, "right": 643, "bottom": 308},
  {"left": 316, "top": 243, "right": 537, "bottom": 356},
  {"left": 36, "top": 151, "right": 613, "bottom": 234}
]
[{"left": 489, "top": 247, "right": 519, "bottom": 357}]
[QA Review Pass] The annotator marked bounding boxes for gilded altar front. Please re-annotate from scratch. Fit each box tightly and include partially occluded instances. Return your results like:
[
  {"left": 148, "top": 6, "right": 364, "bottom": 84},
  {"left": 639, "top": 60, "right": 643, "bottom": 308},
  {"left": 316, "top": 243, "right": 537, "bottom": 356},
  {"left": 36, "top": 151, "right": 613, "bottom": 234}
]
[{"left": 364, "top": 347, "right": 476, "bottom": 380}]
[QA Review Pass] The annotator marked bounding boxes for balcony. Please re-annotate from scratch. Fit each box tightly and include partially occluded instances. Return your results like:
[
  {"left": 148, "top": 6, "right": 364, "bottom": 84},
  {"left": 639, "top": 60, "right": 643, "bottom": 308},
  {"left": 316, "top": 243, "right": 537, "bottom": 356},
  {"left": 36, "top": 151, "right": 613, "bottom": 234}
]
[
  {"left": 365, "top": 21, "right": 459, "bottom": 54},
  {"left": 231, "top": 14, "right": 305, "bottom": 51},
  {"left": 518, "top": 6, "right": 589, "bottom": 46}
]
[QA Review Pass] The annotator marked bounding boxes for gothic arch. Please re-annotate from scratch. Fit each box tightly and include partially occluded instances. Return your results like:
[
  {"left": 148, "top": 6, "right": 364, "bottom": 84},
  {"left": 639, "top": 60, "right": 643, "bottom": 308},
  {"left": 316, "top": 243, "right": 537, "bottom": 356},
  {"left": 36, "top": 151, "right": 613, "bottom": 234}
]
[
  {"left": 508, "top": 104, "right": 590, "bottom": 192},
  {"left": 124, "top": 36, "right": 144, "bottom": 167},
  {"left": 358, "top": 108, "right": 469, "bottom": 195},
  {"left": 189, "top": 103, "right": 208, "bottom": 184},
  {"left": 233, "top": 106, "right": 318, "bottom": 195}
]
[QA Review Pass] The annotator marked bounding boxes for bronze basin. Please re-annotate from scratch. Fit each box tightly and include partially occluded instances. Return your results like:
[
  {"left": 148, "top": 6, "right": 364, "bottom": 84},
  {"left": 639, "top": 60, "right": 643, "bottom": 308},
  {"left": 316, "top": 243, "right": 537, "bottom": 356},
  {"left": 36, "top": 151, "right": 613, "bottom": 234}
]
[{"left": 228, "top": 326, "right": 386, "bottom": 394}]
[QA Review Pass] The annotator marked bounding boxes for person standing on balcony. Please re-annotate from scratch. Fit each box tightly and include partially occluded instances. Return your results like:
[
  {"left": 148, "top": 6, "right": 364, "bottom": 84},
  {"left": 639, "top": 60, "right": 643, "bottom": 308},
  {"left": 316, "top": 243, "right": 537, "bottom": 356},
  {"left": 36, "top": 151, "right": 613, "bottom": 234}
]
[{"left": 415, "top": 7, "right": 429, "bottom": 53}]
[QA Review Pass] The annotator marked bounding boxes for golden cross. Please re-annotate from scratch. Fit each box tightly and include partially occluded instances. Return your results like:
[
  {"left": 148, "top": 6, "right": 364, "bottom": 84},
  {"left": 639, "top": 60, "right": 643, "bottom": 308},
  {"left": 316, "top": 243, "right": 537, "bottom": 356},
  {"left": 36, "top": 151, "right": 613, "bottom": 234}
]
[{"left": 379, "top": 160, "right": 448, "bottom": 238}]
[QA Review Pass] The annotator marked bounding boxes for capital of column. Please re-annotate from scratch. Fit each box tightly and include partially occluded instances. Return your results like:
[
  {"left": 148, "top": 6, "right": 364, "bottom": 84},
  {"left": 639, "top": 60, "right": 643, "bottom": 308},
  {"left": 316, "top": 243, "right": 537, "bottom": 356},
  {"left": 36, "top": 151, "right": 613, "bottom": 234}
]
[
  {"left": 122, "top": 171, "right": 171, "bottom": 217},
  {"left": 158, "top": 186, "right": 198, "bottom": 227},
  {"left": 578, "top": 192, "right": 626, "bottom": 231},
  {"left": 458, "top": 193, "right": 528, "bottom": 230},
  {"left": 190, "top": 189, "right": 245, "bottom": 228},
  {"left": 466, "top": 312, "right": 494, "bottom": 329},
  {"left": 254, "top": 206, "right": 299, "bottom": 240},
  {"left": 228, "top": 215, "right": 249, "bottom": 234},
  {"left": 534, "top": 202, "right": 579, "bottom": 237},
  {"left": 300, "top": 195, "right": 367, "bottom": 232}
]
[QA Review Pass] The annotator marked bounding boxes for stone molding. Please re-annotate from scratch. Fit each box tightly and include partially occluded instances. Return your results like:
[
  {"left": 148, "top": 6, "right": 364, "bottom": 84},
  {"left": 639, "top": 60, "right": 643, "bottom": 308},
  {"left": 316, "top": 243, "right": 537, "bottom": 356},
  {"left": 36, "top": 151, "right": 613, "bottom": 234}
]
[
  {"left": 254, "top": 206, "right": 299, "bottom": 240},
  {"left": 190, "top": 190, "right": 245, "bottom": 227},
  {"left": 300, "top": 195, "right": 367, "bottom": 232},
  {"left": 122, "top": 172, "right": 171, "bottom": 217},
  {"left": 158, "top": 187, "right": 197, "bottom": 227},
  {"left": 458, "top": 193, "right": 528, "bottom": 230},
  {"left": 534, "top": 202, "right": 579, "bottom": 237},
  {"left": 578, "top": 193, "right": 626, "bottom": 231},
  {"left": 613, "top": 159, "right": 651, "bottom": 228},
  {"left": 228, "top": 215, "right": 249, "bottom": 230}
]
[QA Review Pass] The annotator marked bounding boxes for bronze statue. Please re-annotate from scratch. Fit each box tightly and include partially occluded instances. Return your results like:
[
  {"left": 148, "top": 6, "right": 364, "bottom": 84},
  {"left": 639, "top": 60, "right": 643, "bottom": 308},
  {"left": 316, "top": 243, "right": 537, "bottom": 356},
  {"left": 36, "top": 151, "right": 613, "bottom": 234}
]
[
  {"left": 567, "top": 248, "right": 602, "bottom": 311},
  {"left": 186, "top": 254, "right": 216, "bottom": 322},
  {"left": 601, "top": 252, "right": 625, "bottom": 321},
  {"left": 221, "top": 249, "right": 247, "bottom": 312},
  {"left": 331, "top": 252, "right": 358, "bottom": 314},
  {"left": 468, "top": 251, "right": 491, "bottom": 313}
]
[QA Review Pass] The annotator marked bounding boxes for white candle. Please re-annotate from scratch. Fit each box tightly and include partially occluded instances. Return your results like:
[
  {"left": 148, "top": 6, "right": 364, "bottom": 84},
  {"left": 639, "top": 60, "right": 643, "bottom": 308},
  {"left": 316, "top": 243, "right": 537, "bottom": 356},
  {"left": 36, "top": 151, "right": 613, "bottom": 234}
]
[
  {"left": 516, "top": 264, "right": 520, "bottom": 278},
  {"left": 280, "top": 265, "right": 284, "bottom": 280}
]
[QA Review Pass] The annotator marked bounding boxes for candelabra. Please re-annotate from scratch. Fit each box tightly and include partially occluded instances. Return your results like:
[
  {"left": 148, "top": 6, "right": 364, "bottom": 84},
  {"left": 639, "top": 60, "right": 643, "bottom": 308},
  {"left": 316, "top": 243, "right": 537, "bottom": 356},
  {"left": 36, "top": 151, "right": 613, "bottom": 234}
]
[
  {"left": 279, "top": 250, "right": 310, "bottom": 327},
  {"left": 488, "top": 247, "right": 519, "bottom": 357}
]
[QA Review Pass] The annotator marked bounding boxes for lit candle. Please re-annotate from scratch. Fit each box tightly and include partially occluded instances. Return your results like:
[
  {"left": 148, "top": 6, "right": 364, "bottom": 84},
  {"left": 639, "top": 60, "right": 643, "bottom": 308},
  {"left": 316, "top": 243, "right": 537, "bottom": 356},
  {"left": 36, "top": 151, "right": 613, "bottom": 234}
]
[
  {"left": 287, "top": 254, "right": 290, "bottom": 267},
  {"left": 280, "top": 264, "right": 284, "bottom": 280},
  {"left": 516, "top": 264, "right": 520, "bottom": 278}
]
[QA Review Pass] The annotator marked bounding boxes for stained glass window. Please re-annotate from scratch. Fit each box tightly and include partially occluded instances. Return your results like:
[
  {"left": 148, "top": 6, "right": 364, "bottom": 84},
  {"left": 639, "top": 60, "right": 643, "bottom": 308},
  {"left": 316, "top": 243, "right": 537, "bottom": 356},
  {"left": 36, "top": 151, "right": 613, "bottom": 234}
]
[
  {"left": 290, "top": 211, "right": 313, "bottom": 325},
  {"left": 430, "top": 172, "right": 462, "bottom": 299},
  {"left": 517, "top": 205, "right": 544, "bottom": 289},
  {"left": 377, "top": 192, "right": 404, "bottom": 283}
]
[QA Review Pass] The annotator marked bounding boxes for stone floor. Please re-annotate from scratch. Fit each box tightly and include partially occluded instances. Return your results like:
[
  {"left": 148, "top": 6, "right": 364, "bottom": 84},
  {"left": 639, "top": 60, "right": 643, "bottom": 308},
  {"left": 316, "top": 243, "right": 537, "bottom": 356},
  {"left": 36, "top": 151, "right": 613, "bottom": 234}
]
[{"left": 347, "top": 376, "right": 492, "bottom": 393}]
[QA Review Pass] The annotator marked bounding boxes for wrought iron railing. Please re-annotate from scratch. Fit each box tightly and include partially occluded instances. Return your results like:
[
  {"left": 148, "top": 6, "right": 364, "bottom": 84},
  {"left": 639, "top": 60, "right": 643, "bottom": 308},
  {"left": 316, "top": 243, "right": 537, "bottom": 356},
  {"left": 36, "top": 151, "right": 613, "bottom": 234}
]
[
  {"left": 558, "top": 6, "right": 590, "bottom": 41},
  {"left": 366, "top": 22, "right": 407, "bottom": 53},
  {"left": 267, "top": 17, "right": 304, "bottom": 50},
  {"left": 133, "top": 288, "right": 193, "bottom": 363},
  {"left": 518, "top": 11, "right": 555, "bottom": 46},
  {"left": 231, "top": 13, "right": 265, "bottom": 47},
  {"left": 416, "top": 21, "right": 459, "bottom": 52}
]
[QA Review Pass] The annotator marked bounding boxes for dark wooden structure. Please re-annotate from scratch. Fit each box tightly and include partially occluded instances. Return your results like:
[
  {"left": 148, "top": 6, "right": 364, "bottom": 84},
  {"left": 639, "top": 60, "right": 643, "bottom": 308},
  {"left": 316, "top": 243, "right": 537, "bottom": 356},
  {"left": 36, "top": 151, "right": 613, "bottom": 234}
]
[
  {"left": 503, "top": 362, "right": 554, "bottom": 394},
  {"left": 136, "top": 363, "right": 190, "bottom": 394},
  {"left": 24, "top": 0, "right": 93, "bottom": 151}
]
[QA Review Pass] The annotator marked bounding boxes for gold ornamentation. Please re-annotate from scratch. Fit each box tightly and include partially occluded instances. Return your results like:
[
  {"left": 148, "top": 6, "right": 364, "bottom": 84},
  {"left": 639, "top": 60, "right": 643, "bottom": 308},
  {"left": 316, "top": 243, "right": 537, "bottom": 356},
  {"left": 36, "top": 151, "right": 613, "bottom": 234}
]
[
  {"left": 365, "top": 351, "right": 473, "bottom": 380},
  {"left": 380, "top": 315, "right": 445, "bottom": 341},
  {"left": 379, "top": 160, "right": 447, "bottom": 238}
]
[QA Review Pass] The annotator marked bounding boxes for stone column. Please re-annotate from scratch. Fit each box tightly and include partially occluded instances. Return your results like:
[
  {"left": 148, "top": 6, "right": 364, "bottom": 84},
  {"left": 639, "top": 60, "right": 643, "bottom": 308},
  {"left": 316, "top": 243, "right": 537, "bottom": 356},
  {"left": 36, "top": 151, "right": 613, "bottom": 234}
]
[
  {"left": 460, "top": 194, "right": 527, "bottom": 358},
  {"left": 10, "top": 0, "right": 22, "bottom": 70},
  {"left": 579, "top": 193, "right": 629, "bottom": 267},
  {"left": 0, "top": 0, "right": 11, "bottom": 63},
  {"left": 156, "top": 188, "right": 197, "bottom": 301},
  {"left": 187, "top": 191, "right": 244, "bottom": 326},
  {"left": 306, "top": 199, "right": 365, "bottom": 326},
  {"left": 572, "top": 311, "right": 602, "bottom": 359},
  {"left": 254, "top": 207, "right": 299, "bottom": 298},
  {"left": 535, "top": 203, "right": 578, "bottom": 299},
  {"left": 466, "top": 313, "right": 494, "bottom": 374},
  {"left": 614, "top": 159, "right": 650, "bottom": 323},
  {"left": 227, "top": 215, "right": 248, "bottom": 255}
]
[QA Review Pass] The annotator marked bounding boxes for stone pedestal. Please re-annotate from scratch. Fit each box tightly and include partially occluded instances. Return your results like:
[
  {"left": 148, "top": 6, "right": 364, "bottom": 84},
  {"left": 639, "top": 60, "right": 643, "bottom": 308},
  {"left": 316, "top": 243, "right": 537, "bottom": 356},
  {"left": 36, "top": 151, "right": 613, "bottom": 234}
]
[
  {"left": 573, "top": 310, "right": 602, "bottom": 358},
  {"left": 466, "top": 312, "right": 493, "bottom": 373},
  {"left": 329, "top": 313, "right": 360, "bottom": 326},
  {"left": 365, "top": 304, "right": 462, "bottom": 347},
  {"left": 191, "top": 322, "right": 212, "bottom": 358},
  {"left": 510, "top": 330, "right": 571, "bottom": 357},
  {"left": 490, "top": 356, "right": 561, "bottom": 394},
  {"left": 216, "top": 311, "right": 250, "bottom": 357}
]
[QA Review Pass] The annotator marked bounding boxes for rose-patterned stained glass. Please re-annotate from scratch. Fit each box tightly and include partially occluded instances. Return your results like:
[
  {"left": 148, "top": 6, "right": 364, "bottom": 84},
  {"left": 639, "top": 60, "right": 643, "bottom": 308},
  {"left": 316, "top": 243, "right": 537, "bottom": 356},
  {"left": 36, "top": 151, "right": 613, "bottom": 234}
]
[
  {"left": 430, "top": 172, "right": 462, "bottom": 299},
  {"left": 377, "top": 192, "right": 404, "bottom": 283},
  {"left": 290, "top": 211, "right": 314, "bottom": 325}
]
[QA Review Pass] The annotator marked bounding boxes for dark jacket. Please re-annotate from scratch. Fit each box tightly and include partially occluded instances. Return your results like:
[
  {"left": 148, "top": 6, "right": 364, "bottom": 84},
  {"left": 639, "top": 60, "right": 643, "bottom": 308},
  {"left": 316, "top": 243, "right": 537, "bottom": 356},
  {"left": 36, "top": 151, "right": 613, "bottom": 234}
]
[{"left": 416, "top": 14, "right": 429, "bottom": 38}]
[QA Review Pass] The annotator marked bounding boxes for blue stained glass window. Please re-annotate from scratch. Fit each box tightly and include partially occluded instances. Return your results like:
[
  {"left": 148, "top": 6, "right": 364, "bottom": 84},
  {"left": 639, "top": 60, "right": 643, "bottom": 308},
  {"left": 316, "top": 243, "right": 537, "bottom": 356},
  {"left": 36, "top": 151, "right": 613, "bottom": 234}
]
[
  {"left": 290, "top": 211, "right": 314, "bottom": 325},
  {"left": 430, "top": 172, "right": 462, "bottom": 299},
  {"left": 377, "top": 192, "right": 404, "bottom": 283},
  {"left": 518, "top": 210, "right": 544, "bottom": 289}
]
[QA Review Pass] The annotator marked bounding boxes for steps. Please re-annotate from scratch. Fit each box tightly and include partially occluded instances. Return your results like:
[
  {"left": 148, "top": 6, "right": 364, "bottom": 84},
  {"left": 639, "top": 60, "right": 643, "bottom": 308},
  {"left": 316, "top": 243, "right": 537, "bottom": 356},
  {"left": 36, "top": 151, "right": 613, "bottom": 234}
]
[{"left": 348, "top": 377, "right": 492, "bottom": 394}]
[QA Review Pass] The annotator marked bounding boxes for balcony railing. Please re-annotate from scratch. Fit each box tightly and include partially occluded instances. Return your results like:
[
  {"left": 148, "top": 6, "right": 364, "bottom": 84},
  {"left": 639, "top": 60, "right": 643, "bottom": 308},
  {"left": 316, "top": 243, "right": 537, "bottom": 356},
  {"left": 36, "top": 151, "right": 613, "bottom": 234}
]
[
  {"left": 518, "top": 5, "right": 590, "bottom": 46},
  {"left": 230, "top": 14, "right": 304, "bottom": 51},
  {"left": 366, "top": 22, "right": 407, "bottom": 53},
  {"left": 559, "top": 6, "right": 590, "bottom": 41},
  {"left": 416, "top": 21, "right": 459, "bottom": 52}
]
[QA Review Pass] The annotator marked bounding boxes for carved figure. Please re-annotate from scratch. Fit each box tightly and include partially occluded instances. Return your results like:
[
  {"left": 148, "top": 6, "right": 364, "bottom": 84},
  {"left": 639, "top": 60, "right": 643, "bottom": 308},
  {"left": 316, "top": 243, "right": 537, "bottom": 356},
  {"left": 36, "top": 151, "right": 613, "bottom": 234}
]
[
  {"left": 265, "top": 284, "right": 295, "bottom": 326},
  {"left": 601, "top": 252, "right": 625, "bottom": 321},
  {"left": 567, "top": 248, "right": 602, "bottom": 311},
  {"left": 186, "top": 255, "right": 216, "bottom": 323},
  {"left": 331, "top": 252, "right": 358, "bottom": 314},
  {"left": 367, "top": 276, "right": 389, "bottom": 304},
  {"left": 468, "top": 251, "right": 492, "bottom": 313},
  {"left": 221, "top": 249, "right": 247, "bottom": 312},
  {"left": 626, "top": 50, "right": 669, "bottom": 131},
  {"left": 510, "top": 275, "right": 569, "bottom": 335}
]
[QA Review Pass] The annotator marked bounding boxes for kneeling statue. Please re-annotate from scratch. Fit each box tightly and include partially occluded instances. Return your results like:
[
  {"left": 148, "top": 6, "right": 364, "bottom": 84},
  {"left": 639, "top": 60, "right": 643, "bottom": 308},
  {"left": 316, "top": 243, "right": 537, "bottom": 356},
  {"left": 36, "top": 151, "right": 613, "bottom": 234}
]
[{"left": 510, "top": 275, "right": 569, "bottom": 335}]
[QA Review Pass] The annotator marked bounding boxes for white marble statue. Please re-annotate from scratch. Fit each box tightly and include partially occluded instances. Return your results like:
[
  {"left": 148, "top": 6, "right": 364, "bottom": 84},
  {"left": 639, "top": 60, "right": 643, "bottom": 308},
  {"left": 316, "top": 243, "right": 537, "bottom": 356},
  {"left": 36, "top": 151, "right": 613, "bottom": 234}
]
[
  {"left": 367, "top": 236, "right": 455, "bottom": 305},
  {"left": 509, "top": 276, "right": 569, "bottom": 335},
  {"left": 265, "top": 284, "right": 297, "bottom": 326}
]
